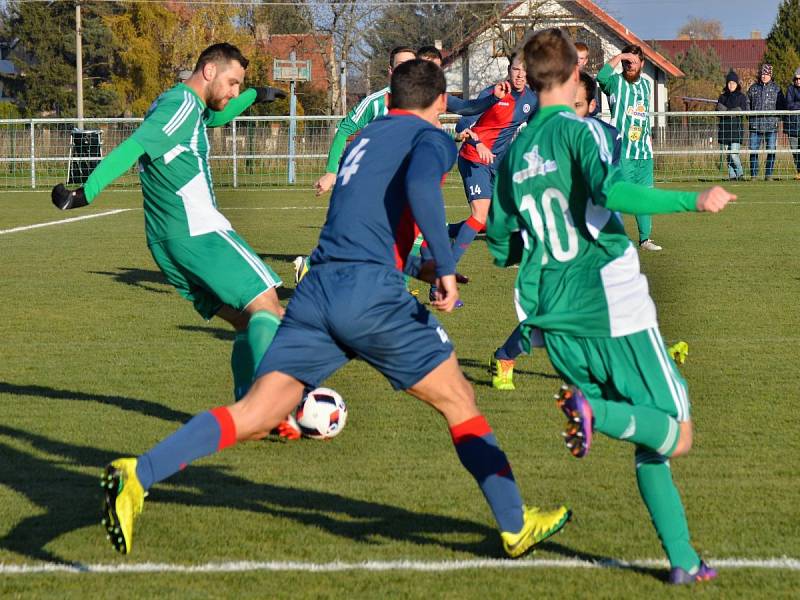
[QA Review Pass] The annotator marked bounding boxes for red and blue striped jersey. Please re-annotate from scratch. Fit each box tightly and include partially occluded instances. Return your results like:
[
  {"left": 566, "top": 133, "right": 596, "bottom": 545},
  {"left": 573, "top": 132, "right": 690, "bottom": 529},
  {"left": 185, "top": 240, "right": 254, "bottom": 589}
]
[
  {"left": 311, "top": 111, "right": 458, "bottom": 277},
  {"left": 458, "top": 85, "right": 538, "bottom": 167}
]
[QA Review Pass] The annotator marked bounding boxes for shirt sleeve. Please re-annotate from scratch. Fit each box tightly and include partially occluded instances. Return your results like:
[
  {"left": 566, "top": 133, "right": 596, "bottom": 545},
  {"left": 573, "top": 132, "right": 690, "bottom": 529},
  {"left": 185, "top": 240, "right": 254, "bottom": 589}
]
[
  {"left": 486, "top": 156, "right": 524, "bottom": 267},
  {"left": 83, "top": 137, "right": 146, "bottom": 202},
  {"left": 576, "top": 122, "right": 698, "bottom": 214},
  {"left": 131, "top": 93, "right": 198, "bottom": 160},
  {"left": 596, "top": 63, "right": 617, "bottom": 94},
  {"left": 205, "top": 88, "right": 256, "bottom": 127},
  {"left": 446, "top": 87, "right": 497, "bottom": 116},
  {"left": 405, "top": 130, "right": 458, "bottom": 278},
  {"left": 324, "top": 94, "right": 381, "bottom": 174}
]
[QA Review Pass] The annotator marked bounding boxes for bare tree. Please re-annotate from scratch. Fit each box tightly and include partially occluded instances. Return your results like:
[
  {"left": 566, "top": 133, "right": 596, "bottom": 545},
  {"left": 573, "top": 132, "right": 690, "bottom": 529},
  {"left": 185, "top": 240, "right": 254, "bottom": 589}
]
[
  {"left": 677, "top": 17, "right": 724, "bottom": 40},
  {"left": 301, "top": 1, "right": 380, "bottom": 115}
]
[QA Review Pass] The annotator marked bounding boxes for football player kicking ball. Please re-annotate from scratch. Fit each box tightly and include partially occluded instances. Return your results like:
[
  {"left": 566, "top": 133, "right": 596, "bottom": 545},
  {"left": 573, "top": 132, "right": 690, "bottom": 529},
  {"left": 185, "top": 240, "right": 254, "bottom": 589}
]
[
  {"left": 100, "top": 59, "right": 570, "bottom": 557},
  {"left": 51, "top": 44, "right": 298, "bottom": 436},
  {"left": 488, "top": 29, "right": 733, "bottom": 585}
]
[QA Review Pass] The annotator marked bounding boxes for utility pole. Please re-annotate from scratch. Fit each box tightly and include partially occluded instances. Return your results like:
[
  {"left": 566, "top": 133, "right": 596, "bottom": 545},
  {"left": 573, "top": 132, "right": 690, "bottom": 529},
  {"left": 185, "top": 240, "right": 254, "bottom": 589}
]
[{"left": 75, "top": 1, "right": 84, "bottom": 128}]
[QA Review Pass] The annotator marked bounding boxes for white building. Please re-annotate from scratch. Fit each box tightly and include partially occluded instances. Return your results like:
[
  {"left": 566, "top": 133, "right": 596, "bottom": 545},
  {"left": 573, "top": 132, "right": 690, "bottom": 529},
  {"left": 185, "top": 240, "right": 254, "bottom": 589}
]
[{"left": 443, "top": 0, "right": 683, "bottom": 118}]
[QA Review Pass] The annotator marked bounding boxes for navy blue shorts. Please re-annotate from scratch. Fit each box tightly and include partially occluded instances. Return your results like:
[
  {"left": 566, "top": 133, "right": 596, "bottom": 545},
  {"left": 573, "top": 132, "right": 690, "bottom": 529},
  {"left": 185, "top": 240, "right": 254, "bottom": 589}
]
[
  {"left": 255, "top": 263, "right": 454, "bottom": 390},
  {"left": 458, "top": 155, "right": 495, "bottom": 202}
]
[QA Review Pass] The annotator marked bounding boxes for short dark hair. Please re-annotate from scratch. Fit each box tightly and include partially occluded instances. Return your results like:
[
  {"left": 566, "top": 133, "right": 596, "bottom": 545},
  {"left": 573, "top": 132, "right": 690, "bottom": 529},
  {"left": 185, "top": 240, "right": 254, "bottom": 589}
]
[
  {"left": 416, "top": 45, "right": 443, "bottom": 62},
  {"left": 620, "top": 44, "right": 644, "bottom": 59},
  {"left": 389, "top": 46, "right": 416, "bottom": 68},
  {"left": 194, "top": 43, "right": 249, "bottom": 73},
  {"left": 390, "top": 59, "right": 446, "bottom": 110},
  {"left": 578, "top": 70, "right": 597, "bottom": 101},
  {"left": 523, "top": 28, "right": 577, "bottom": 92}
]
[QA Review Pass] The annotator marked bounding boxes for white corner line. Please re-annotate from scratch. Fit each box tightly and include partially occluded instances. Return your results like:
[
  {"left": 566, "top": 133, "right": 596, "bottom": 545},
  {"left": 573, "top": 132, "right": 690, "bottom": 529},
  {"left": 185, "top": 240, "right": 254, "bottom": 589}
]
[
  {"left": 0, "top": 209, "right": 134, "bottom": 236},
  {"left": 0, "top": 557, "right": 798, "bottom": 575}
]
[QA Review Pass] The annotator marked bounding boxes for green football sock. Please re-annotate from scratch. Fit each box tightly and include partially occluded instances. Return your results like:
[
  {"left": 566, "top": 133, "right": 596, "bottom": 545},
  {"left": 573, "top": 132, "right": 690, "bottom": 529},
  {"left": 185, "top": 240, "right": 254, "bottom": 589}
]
[
  {"left": 588, "top": 399, "right": 680, "bottom": 456},
  {"left": 635, "top": 447, "right": 701, "bottom": 572},
  {"left": 635, "top": 214, "right": 652, "bottom": 242},
  {"left": 247, "top": 310, "right": 281, "bottom": 375},
  {"left": 231, "top": 331, "right": 252, "bottom": 401}
]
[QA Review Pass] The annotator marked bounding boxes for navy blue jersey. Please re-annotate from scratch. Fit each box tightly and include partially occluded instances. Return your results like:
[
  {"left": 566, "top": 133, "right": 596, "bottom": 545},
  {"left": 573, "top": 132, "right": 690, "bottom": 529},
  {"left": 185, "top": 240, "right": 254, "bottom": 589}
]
[
  {"left": 592, "top": 115, "right": 622, "bottom": 164},
  {"left": 311, "top": 110, "right": 458, "bottom": 277}
]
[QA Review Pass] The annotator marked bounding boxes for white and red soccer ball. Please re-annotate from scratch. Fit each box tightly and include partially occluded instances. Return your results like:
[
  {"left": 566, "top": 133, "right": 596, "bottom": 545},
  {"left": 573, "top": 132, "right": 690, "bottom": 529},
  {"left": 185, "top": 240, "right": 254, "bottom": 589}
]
[{"left": 296, "top": 387, "right": 347, "bottom": 440}]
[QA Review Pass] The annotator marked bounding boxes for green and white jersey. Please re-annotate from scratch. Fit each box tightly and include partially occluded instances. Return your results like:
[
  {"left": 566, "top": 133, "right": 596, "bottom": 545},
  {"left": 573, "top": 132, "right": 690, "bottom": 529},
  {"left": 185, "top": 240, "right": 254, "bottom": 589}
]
[
  {"left": 596, "top": 63, "right": 652, "bottom": 160},
  {"left": 488, "top": 105, "right": 657, "bottom": 339},
  {"left": 132, "top": 83, "right": 231, "bottom": 244},
  {"left": 324, "top": 87, "right": 389, "bottom": 173}
]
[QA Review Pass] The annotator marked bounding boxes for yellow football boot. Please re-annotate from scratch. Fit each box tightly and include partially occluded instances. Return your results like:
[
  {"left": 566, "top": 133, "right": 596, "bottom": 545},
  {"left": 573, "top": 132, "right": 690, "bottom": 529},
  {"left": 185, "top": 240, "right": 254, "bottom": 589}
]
[{"left": 101, "top": 458, "right": 145, "bottom": 554}]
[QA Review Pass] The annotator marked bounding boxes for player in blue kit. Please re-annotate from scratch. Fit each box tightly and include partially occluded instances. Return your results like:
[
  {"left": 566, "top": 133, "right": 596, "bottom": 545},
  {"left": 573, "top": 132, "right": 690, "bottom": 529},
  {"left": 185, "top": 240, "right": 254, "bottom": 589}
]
[{"left": 99, "top": 59, "right": 570, "bottom": 557}]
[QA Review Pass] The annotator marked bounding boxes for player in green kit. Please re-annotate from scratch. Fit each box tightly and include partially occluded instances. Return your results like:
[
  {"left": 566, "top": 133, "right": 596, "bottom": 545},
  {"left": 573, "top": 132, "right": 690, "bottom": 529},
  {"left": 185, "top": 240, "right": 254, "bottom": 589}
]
[
  {"left": 488, "top": 29, "right": 734, "bottom": 584},
  {"left": 51, "top": 43, "right": 296, "bottom": 436},
  {"left": 597, "top": 44, "right": 661, "bottom": 251}
]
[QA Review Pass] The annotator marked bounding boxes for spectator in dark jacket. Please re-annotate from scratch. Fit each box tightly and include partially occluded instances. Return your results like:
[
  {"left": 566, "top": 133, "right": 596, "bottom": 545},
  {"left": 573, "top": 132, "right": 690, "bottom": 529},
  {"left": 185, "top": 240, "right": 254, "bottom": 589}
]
[
  {"left": 717, "top": 69, "right": 747, "bottom": 180},
  {"left": 747, "top": 63, "right": 785, "bottom": 180},
  {"left": 785, "top": 67, "right": 800, "bottom": 178}
]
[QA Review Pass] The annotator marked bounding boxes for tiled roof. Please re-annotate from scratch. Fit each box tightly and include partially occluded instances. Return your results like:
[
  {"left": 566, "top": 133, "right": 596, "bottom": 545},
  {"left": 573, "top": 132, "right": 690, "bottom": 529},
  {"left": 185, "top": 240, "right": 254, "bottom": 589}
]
[
  {"left": 651, "top": 39, "right": 767, "bottom": 70},
  {"left": 444, "top": 0, "right": 683, "bottom": 77}
]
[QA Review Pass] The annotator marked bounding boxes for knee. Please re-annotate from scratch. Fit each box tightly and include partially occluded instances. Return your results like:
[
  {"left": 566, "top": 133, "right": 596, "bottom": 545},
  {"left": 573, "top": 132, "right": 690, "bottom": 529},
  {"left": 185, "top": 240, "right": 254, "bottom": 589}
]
[{"left": 671, "top": 420, "right": 694, "bottom": 457}]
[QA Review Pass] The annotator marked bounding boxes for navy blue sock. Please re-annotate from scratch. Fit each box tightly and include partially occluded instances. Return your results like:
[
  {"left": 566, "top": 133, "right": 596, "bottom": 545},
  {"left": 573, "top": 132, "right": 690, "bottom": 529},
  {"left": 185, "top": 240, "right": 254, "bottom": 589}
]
[
  {"left": 135, "top": 407, "right": 236, "bottom": 491},
  {"left": 450, "top": 415, "right": 524, "bottom": 533},
  {"left": 495, "top": 326, "right": 526, "bottom": 361},
  {"left": 452, "top": 216, "right": 484, "bottom": 264},
  {"left": 447, "top": 221, "right": 462, "bottom": 239}
]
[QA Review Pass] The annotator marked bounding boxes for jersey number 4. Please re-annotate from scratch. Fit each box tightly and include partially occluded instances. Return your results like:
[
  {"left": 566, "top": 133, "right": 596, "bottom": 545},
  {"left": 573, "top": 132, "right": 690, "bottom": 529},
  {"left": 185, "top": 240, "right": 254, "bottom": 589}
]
[
  {"left": 339, "top": 138, "right": 370, "bottom": 186},
  {"left": 520, "top": 188, "right": 579, "bottom": 264}
]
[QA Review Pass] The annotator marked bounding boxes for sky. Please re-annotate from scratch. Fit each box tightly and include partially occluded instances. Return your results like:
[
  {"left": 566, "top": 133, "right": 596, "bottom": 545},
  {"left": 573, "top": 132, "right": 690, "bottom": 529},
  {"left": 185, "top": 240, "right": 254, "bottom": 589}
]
[{"left": 595, "top": 0, "right": 783, "bottom": 40}]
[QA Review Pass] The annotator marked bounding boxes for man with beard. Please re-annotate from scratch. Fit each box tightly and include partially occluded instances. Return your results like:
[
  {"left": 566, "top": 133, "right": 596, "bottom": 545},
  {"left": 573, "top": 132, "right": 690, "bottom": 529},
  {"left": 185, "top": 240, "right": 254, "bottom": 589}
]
[
  {"left": 597, "top": 45, "right": 661, "bottom": 251},
  {"left": 50, "top": 44, "right": 295, "bottom": 430}
]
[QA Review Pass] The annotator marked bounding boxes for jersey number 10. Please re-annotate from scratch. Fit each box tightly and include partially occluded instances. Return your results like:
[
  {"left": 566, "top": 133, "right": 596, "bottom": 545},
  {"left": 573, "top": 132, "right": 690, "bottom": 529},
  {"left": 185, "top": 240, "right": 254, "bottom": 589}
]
[{"left": 520, "top": 188, "right": 579, "bottom": 264}]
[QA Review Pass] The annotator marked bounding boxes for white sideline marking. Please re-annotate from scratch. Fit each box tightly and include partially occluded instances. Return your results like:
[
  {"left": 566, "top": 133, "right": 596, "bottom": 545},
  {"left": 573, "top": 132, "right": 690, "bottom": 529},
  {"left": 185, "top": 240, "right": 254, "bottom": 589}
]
[
  {"left": 0, "top": 209, "right": 133, "bottom": 236},
  {"left": 0, "top": 557, "right": 798, "bottom": 575}
]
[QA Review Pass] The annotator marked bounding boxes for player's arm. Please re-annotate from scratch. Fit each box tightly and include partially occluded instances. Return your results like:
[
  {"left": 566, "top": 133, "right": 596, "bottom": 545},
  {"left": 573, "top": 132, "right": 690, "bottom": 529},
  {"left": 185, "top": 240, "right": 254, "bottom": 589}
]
[
  {"left": 446, "top": 84, "right": 505, "bottom": 116},
  {"left": 52, "top": 137, "right": 145, "bottom": 209},
  {"left": 405, "top": 132, "right": 459, "bottom": 310},
  {"left": 596, "top": 61, "right": 620, "bottom": 94},
  {"left": 579, "top": 126, "right": 735, "bottom": 214},
  {"left": 205, "top": 87, "right": 286, "bottom": 127},
  {"left": 323, "top": 97, "right": 377, "bottom": 175},
  {"left": 486, "top": 162, "right": 523, "bottom": 267}
]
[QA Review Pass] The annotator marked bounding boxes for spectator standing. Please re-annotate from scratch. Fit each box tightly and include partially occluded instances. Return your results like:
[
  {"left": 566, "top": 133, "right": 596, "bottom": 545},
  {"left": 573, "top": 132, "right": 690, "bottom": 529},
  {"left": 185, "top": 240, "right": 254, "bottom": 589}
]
[
  {"left": 784, "top": 67, "right": 800, "bottom": 179},
  {"left": 747, "top": 64, "right": 785, "bottom": 180},
  {"left": 716, "top": 69, "right": 747, "bottom": 180}
]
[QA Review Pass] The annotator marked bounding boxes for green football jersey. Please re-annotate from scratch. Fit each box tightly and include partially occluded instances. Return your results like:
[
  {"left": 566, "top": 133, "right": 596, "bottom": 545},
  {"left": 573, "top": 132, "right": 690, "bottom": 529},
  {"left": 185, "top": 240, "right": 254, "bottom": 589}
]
[
  {"left": 132, "top": 84, "right": 232, "bottom": 244},
  {"left": 596, "top": 63, "right": 652, "bottom": 160},
  {"left": 488, "top": 104, "right": 658, "bottom": 339},
  {"left": 324, "top": 86, "right": 389, "bottom": 173}
]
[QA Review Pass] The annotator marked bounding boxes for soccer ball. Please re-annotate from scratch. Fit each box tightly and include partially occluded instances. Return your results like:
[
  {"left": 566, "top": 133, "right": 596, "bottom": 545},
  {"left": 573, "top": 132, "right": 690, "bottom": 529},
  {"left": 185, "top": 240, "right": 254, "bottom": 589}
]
[{"left": 296, "top": 387, "right": 347, "bottom": 440}]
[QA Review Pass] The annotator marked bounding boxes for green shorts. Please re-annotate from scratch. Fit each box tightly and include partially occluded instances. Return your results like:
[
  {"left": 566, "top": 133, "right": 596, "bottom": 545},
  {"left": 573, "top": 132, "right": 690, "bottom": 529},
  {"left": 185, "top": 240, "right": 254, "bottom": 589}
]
[
  {"left": 619, "top": 157, "right": 653, "bottom": 187},
  {"left": 543, "top": 327, "right": 690, "bottom": 421},
  {"left": 149, "top": 230, "right": 282, "bottom": 320}
]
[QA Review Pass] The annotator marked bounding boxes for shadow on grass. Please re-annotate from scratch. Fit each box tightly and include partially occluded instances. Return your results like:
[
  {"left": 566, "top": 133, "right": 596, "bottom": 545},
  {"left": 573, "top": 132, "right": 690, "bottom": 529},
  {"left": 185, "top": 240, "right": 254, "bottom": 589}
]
[
  {"left": 88, "top": 267, "right": 170, "bottom": 294},
  {"left": 0, "top": 424, "right": 661, "bottom": 576},
  {"left": 459, "top": 358, "right": 562, "bottom": 381},
  {"left": 0, "top": 381, "right": 191, "bottom": 423},
  {"left": 177, "top": 325, "right": 235, "bottom": 342}
]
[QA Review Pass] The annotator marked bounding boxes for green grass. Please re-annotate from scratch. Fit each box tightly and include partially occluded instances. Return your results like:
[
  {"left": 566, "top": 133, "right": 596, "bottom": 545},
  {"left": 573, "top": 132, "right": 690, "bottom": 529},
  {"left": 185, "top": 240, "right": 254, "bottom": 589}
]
[{"left": 1, "top": 183, "right": 799, "bottom": 598}]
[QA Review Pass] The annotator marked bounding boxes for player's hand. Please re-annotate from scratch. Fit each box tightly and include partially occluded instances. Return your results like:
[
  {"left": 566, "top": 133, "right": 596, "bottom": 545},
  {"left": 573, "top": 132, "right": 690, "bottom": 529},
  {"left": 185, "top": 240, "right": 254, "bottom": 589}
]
[
  {"left": 51, "top": 184, "right": 88, "bottom": 210},
  {"left": 431, "top": 274, "right": 459, "bottom": 313},
  {"left": 314, "top": 172, "right": 337, "bottom": 196},
  {"left": 696, "top": 186, "right": 736, "bottom": 212},
  {"left": 476, "top": 142, "right": 495, "bottom": 165},
  {"left": 253, "top": 86, "right": 287, "bottom": 103},
  {"left": 619, "top": 53, "right": 640, "bottom": 68},
  {"left": 493, "top": 81, "right": 511, "bottom": 99}
]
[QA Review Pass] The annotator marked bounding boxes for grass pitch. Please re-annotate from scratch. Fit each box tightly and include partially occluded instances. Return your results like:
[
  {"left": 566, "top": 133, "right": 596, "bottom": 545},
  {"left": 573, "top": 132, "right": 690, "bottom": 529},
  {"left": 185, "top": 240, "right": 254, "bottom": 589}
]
[{"left": 1, "top": 182, "right": 799, "bottom": 598}]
